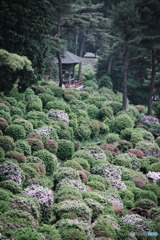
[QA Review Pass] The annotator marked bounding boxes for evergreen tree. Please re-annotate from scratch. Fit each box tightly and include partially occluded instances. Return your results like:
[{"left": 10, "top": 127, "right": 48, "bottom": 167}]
[
  {"left": 136, "top": 0, "right": 160, "bottom": 115},
  {"left": 0, "top": 0, "right": 50, "bottom": 77},
  {"left": 111, "top": 0, "right": 140, "bottom": 110}
]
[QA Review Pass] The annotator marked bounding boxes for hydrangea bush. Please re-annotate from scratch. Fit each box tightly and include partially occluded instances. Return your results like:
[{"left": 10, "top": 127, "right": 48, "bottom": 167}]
[
  {"left": 0, "top": 161, "right": 24, "bottom": 185},
  {"left": 47, "top": 109, "right": 69, "bottom": 125},
  {"left": 35, "top": 125, "right": 58, "bottom": 143},
  {"left": 23, "top": 184, "right": 53, "bottom": 221}
]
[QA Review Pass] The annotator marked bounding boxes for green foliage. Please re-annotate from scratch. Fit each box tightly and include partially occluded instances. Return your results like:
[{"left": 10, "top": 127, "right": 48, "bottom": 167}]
[
  {"left": 0, "top": 188, "right": 13, "bottom": 201},
  {"left": 37, "top": 224, "right": 61, "bottom": 240},
  {"left": 0, "top": 180, "right": 22, "bottom": 194},
  {"left": 84, "top": 198, "right": 103, "bottom": 220},
  {"left": 15, "top": 140, "right": 31, "bottom": 156},
  {"left": 106, "top": 133, "right": 120, "bottom": 144},
  {"left": 114, "top": 114, "right": 134, "bottom": 134},
  {"left": 13, "top": 228, "right": 42, "bottom": 240},
  {"left": 5, "top": 151, "right": 26, "bottom": 163},
  {"left": 10, "top": 106, "right": 23, "bottom": 117},
  {"left": 0, "top": 49, "right": 34, "bottom": 93},
  {"left": 149, "top": 162, "right": 160, "bottom": 172},
  {"left": 74, "top": 158, "right": 90, "bottom": 171},
  {"left": 53, "top": 200, "right": 92, "bottom": 222},
  {"left": 87, "top": 180, "right": 106, "bottom": 191},
  {"left": 54, "top": 185, "right": 82, "bottom": 203},
  {"left": 54, "top": 167, "right": 80, "bottom": 186},
  {"left": 62, "top": 160, "right": 83, "bottom": 171},
  {"left": 130, "top": 131, "right": 143, "bottom": 146},
  {"left": 99, "top": 105, "right": 113, "bottom": 121},
  {"left": 120, "top": 127, "right": 133, "bottom": 141},
  {"left": 57, "top": 139, "right": 74, "bottom": 160},
  {"left": 155, "top": 136, "right": 160, "bottom": 147},
  {"left": 93, "top": 217, "right": 117, "bottom": 239},
  {"left": 27, "top": 96, "right": 43, "bottom": 112},
  {"left": 74, "top": 124, "right": 91, "bottom": 140},
  {"left": 0, "top": 135, "right": 15, "bottom": 152},
  {"left": 59, "top": 227, "right": 88, "bottom": 240},
  {"left": 27, "top": 138, "right": 44, "bottom": 151},
  {"left": 5, "top": 124, "right": 26, "bottom": 141},
  {"left": 87, "top": 104, "right": 99, "bottom": 119},
  {"left": 26, "top": 111, "right": 49, "bottom": 126},
  {"left": 0, "top": 110, "right": 11, "bottom": 125},
  {"left": 33, "top": 149, "right": 58, "bottom": 176},
  {"left": 99, "top": 75, "right": 113, "bottom": 89}
]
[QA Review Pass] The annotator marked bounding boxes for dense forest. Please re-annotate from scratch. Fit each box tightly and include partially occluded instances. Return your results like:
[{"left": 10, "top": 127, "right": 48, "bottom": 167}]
[{"left": 0, "top": 0, "right": 160, "bottom": 239}]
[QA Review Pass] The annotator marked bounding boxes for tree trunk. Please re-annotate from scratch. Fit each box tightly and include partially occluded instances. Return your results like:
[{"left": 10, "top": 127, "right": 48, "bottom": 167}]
[
  {"left": 57, "top": 51, "right": 63, "bottom": 87},
  {"left": 122, "top": 48, "right": 128, "bottom": 110},
  {"left": 78, "top": 36, "right": 86, "bottom": 80},
  {"left": 147, "top": 49, "right": 156, "bottom": 115},
  {"left": 56, "top": 12, "right": 63, "bottom": 87},
  {"left": 107, "top": 56, "right": 112, "bottom": 75},
  {"left": 75, "top": 30, "right": 79, "bottom": 55}
]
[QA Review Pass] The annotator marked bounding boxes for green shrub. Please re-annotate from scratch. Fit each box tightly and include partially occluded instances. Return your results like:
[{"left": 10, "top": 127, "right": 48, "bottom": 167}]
[
  {"left": 117, "top": 140, "right": 132, "bottom": 152},
  {"left": 20, "top": 163, "right": 42, "bottom": 181},
  {"left": 144, "top": 183, "right": 160, "bottom": 199},
  {"left": 54, "top": 185, "right": 82, "bottom": 203},
  {"left": 64, "top": 89, "right": 80, "bottom": 101},
  {"left": 33, "top": 149, "right": 57, "bottom": 176},
  {"left": 73, "top": 158, "right": 90, "bottom": 171},
  {"left": 0, "top": 200, "right": 10, "bottom": 214},
  {"left": 0, "top": 188, "right": 13, "bottom": 201},
  {"left": 37, "top": 224, "right": 61, "bottom": 240},
  {"left": 26, "top": 111, "right": 49, "bottom": 125},
  {"left": 0, "top": 117, "right": 8, "bottom": 131},
  {"left": 5, "top": 124, "right": 26, "bottom": 141},
  {"left": 114, "top": 153, "right": 140, "bottom": 171},
  {"left": 0, "top": 110, "right": 11, "bottom": 124},
  {"left": 114, "top": 114, "right": 134, "bottom": 134},
  {"left": 10, "top": 106, "right": 23, "bottom": 117},
  {"left": 0, "top": 102, "right": 10, "bottom": 112},
  {"left": 87, "top": 180, "right": 106, "bottom": 191},
  {"left": 80, "top": 91, "right": 89, "bottom": 100},
  {"left": 119, "top": 189, "right": 134, "bottom": 202},
  {"left": 0, "top": 147, "right": 4, "bottom": 158},
  {"left": 45, "top": 139, "right": 58, "bottom": 154},
  {"left": 73, "top": 149, "right": 95, "bottom": 163},
  {"left": 58, "top": 129, "right": 72, "bottom": 140},
  {"left": 131, "top": 171, "right": 148, "bottom": 188},
  {"left": 13, "top": 228, "right": 42, "bottom": 240},
  {"left": 150, "top": 162, "right": 160, "bottom": 172},
  {"left": 62, "top": 160, "right": 83, "bottom": 171},
  {"left": 90, "top": 120, "right": 100, "bottom": 137},
  {"left": 45, "top": 99, "right": 69, "bottom": 112},
  {"left": 57, "top": 139, "right": 74, "bottom": 160},
  {"left": 108, "top": 101, "right": 122, "bottom": 115},
  {"left": 24, "top": 87, "right": 35, "bottom": 100},
  {"left": 106, "top": 133, "right": 120, "bottom": 144},
  {"left": 15, "top": 140, "right": 31, "bottom": 156},
  {"left": 99, "top": 105, "right": 113, "bottom": 121},
  {"left": 54, "top": 167, "right": 80, "bottom": 186},
  {"left": 87, "top": 104, "right": 99, "bottom": 119},
  {"left": 10, "top": 195, "right": 40, "bottom": 219},
  {"left": 5, "top": 151, "right": 26, "bottom": 163},
  {"left": 135, "top": 199, "right": 156, "bottom": 210},
  {"left": 155, "top": 136, "right": 160, "bottom": 147},
  {"left": 99, "top": 75, "right": 113, "bottom": 89},
  {"left": 27, "top": 138, "right": 44, "bottom": 151},
  {"left": 38, "top": 93, "right": 55, "bottom": 107},
  {"left": 84, "top": 198, "right": 103, "bottom": 220},
  {"left": 3, "top": 209, "right": 38, "bottom": 229},
  {"left": 27, "top": 96, "right": 43, "bottom": 112},
  {"left": 120, "top": 127, "right": 133, "bottom": 141},
  {"left": 53, "top": 200, "right": 92, "bottom": 221},
  {"left": 131, "top": 187, "right": 157, "bottom": 203},
  {"left": 13, "top": 118, "right": 33, "bottom": 134},
  {"left": 88, "top": 174, "right": 111, "bottom": 189},
  {"left": 0, "top": 180, "right": 22, "bottom": 194},
  {"left": 135, "top": 141, "right": 160, "bottom": 157},
  {"left": 74, "top": 124, "right": 91, "bottom": 140},
  {"left": 130, "top": 131, "right": 143, "bottom": 146},
  {"left": 59, "top": 227, "right": 88, "bottom": 240},
  {"left": 93, "top": 217, "right": 117, "bottom": 239}
]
